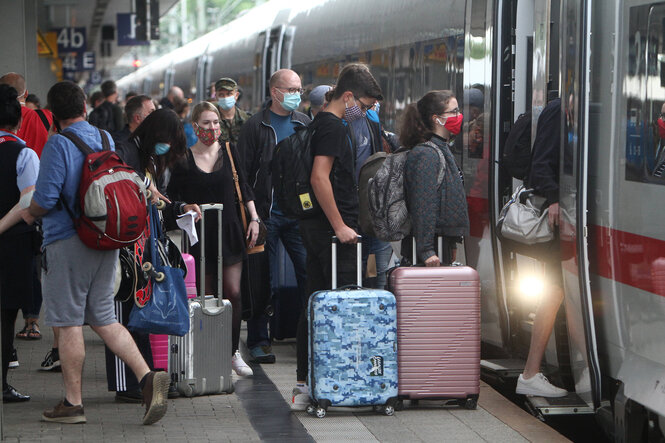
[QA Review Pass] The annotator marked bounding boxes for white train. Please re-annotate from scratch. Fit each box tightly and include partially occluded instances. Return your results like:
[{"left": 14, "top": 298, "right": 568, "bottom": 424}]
[{"left": 116, "top": 0, "right": 665, "bottom": 440}]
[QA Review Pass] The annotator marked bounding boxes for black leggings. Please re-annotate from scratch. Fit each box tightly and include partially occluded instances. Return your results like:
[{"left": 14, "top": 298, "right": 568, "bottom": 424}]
[{"left": 2, "top": 308, "right": 19, "bottom": 390}]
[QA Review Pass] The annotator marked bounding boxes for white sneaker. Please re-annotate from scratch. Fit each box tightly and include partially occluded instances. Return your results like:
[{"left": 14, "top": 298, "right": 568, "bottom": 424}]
[
  {"left": 232, "top": 351, "right": 253, "bottom": 377},
  {"left": 291, "top": 393, "right": 310, "bottom": 411},
  {"left": 516, "top": 373, "right": 567, "bottom": 397}
]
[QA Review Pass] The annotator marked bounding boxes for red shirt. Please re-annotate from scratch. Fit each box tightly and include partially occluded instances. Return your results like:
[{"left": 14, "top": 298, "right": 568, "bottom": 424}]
[{"left": 18, "top": 106, "right": 52, "bottom": 157}]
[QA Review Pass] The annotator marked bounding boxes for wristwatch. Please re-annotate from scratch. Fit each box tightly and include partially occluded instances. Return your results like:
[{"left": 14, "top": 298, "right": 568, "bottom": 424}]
[{"left": 250, "top": 218, "right": 261, "bottom": 224}]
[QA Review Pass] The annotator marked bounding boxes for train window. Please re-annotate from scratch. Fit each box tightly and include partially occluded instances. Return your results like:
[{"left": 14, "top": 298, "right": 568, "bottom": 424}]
[{"left": 625, "top": 5, "right": 665, "bottom": 184}]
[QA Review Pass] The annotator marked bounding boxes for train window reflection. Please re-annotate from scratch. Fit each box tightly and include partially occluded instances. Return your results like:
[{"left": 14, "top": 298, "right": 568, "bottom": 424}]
[{"left": 625, "top": 5, "right": 665, "bottom": 184}]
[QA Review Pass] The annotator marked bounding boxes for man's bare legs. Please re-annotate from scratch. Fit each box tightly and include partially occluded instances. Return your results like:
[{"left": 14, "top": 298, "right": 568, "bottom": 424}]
[{"left": 57, "top": 323, "right": 150, "bottom": 405}]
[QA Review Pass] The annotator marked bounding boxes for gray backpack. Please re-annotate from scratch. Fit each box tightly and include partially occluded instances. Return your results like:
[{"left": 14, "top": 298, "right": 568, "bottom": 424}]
[{"left": 367, "top": 141, "right": 445, "bottom": 241}]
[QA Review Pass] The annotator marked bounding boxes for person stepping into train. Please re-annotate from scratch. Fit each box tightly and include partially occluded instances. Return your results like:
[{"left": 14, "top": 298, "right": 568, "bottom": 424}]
[{"left": 514, "top": 96, "right": 567, "bottom": 398}]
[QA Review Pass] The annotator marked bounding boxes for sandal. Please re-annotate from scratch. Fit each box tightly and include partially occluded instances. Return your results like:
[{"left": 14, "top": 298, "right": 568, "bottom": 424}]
[
  {"left": 15, "top": 325, "right": 29, "bottom": 340},
  {"left": 26, "top": 322, "right": 42, "bottom": 340}
]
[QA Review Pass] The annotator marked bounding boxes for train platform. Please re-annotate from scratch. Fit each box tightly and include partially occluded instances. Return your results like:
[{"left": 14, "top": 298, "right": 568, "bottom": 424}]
[{"left": 3, "top": 325, "right": 570, "bottom": 442}]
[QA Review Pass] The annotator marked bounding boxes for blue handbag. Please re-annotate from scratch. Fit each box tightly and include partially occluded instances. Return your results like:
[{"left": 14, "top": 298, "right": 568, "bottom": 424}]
[{"left": 128, "top": 203, "right": 190, "bottom": 336}]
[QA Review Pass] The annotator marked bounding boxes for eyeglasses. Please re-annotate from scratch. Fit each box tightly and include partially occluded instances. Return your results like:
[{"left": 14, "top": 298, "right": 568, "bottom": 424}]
[
  {"left": 276, "top": 86, "right": 304, "bottom": 95},
  {"left": 442, "top": 107, "right": 461, "bottom": 116},
  {"left": 355, "top": 97, "right": 377, "bottom": 113}
]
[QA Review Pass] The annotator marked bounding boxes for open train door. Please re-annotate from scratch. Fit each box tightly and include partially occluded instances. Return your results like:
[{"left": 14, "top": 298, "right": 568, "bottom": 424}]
[{"left": 526, "top": 0, "right": 602, "bottom": 417}]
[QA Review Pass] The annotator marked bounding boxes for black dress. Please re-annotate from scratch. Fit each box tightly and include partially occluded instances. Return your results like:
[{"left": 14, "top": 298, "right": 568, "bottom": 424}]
[{"left": 167, "top": 143, "right": 254, "bottom": 267}]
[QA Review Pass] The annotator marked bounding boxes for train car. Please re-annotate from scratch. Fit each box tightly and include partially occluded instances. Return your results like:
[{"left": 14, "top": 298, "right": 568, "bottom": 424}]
[{"left": 116, "top": 0, "right": 665, "bottom": 440}]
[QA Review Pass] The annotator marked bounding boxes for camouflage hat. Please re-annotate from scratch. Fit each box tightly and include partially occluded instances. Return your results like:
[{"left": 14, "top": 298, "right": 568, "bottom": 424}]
[{"left": 215, "top": 77, "right": 238, "bottom": 91}]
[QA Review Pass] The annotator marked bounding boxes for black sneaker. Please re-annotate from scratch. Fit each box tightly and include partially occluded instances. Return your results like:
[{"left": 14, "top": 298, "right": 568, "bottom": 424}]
[
  {"left": 40, "top": 348, "right": 61, "bottom": 372},
  {"left": 9, "top": 348, "right": 18, "bottom": 369}
]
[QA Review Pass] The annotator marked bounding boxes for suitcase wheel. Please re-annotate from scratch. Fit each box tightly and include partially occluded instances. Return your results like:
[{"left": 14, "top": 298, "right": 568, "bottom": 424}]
[
  {"left": 315, "top": 406, "right": 327, "bottom": 418},
  {"left": 306, "top": 404, "right": 316, "bottom": 416},
  {"left": 373, "top": 404, "right": 394, "bottom": 416},
  {"left": 394, "top": 400, "right": 404, "bottom": 411},
  {"left": 459, "top": 398, "right": 477, "bottom": 410}
]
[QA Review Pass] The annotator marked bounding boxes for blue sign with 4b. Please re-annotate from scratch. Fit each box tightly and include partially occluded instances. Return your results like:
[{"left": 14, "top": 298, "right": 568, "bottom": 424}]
[{"left": 54, "top": 27, "right": 87, "bottom": 54}]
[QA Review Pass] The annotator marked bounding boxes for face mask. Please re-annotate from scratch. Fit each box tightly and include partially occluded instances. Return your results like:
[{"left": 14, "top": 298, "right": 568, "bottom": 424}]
[
  {"left": 195, "top": 125, "right": 221, "bottom": 146},
  {"left": 344, "top": 98, "right": 364, "bottom": 123},
  {"left": 658, "top": 118, "right": 665, "bottom": 139},
  {"left": 218, "top": 96, "right": 236, "bottom": 111},
  {"left": 279, "top": 92, "right": 301, "bottom": 112},
  {"left": 441, "top": 114, "right": 463, "bottom": 136},
  {"left": 154, "top": 142, "right": 171, "bottom": 156}
]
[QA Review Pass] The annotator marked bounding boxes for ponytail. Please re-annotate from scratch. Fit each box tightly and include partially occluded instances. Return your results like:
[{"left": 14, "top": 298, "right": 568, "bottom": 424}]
[
  {"left": 399, "top": 103, "right": 430, "bottom": 148},
  {"left": 399, "top": 90, "right": 455, "bottom": 149}
]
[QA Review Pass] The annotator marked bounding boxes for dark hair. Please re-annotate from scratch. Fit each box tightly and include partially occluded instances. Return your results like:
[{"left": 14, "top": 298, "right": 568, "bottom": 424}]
[
  {"left": 399, "top": 90, "right": 455, "bottom": 148},
  {"left": 326, "top": 63, "right": 383, "bottom": 102},
  {"left": 47, "top": 81, "right": 86, "bottom": 121},
  {"left": 173, "top": 97, "right": 189, "bottom": 116},
  {"left": 125, "top": 95, "right": 152, "bottom": 122},
  {"left": 0, "top": 84, "right": 21, "bottom": 129},
  {"left": 25, "top": 93, "right": 40, "bottom": 108},
  {"left": 101, "top": 80, "right": 117, "bottom": 98},
  {"left": 89, "top": 91, "right": 104, "bottom": 107},
  {"left": 125, "top": 91, "right": 138, "bottom": 101},
  {"left": 129, "top": 108, "right": 186, "bottom": 178}
]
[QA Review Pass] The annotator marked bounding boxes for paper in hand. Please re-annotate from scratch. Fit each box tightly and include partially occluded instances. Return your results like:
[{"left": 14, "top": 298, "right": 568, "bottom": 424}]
[{"left": 176, "top": 210, "right": 199, "bottom": 246}]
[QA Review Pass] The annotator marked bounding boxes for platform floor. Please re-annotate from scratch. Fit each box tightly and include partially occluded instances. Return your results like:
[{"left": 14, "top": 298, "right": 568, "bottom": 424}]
[{"left": 2, "top": 325, "right": 570, "bottom": 442}]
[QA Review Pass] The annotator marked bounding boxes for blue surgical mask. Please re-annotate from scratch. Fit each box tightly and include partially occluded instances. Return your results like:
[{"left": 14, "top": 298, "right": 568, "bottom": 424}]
[
  {"left": 154, "top": 142, "right": 171, "bottom": 155},
  {"left": 218, "top": 96, "right": 236, "bottom": 111},
  {"left": 280, "top": 92, "right": 301, "bottom": 112}
]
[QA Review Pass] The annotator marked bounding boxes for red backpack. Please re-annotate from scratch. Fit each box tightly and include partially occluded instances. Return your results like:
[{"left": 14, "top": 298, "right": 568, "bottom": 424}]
[{"left": 60, "top": 128, "right": 148, "bottom": 250}]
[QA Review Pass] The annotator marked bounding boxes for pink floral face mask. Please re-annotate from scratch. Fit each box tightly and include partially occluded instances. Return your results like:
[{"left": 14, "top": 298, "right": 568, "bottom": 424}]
[{"left": 194, "top": 125, "right": 221, "bottom": 146}]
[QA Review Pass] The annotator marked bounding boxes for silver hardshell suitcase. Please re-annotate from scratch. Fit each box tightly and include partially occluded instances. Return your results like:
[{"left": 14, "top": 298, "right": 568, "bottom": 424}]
[{"left": 169, "top": 204, "right": 234, "bottom": 396}]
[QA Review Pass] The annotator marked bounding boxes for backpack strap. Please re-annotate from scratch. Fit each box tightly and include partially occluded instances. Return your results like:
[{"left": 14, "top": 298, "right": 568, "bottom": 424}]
[
  {"left": 60, "top": 130, "right": 94, "bottom": 155},
  {"left": 35, "top": 109, "right": 50, "bottom": 131}
]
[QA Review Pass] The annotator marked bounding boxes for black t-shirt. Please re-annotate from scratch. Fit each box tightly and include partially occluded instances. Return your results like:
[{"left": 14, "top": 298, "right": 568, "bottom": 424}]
[{"left": 310, "top": 111, "right": 358, "bottom": 229}]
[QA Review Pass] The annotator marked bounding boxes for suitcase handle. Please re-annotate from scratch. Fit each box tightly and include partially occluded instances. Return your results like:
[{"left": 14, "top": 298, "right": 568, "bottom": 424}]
[
  {"left": 412, "top": 236, "right": 444, "bottom": 265},
  {"left": 198, "top": 204, "right": 225, "bottom": 314},
  {"left": 331, "top": 235, "right": 362, "bottom": 289}
]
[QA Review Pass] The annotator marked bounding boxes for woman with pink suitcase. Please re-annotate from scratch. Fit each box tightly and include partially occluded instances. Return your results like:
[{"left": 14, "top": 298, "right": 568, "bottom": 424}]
[{"left": 389, "top": 90, "right": 480, "bottom": 409}]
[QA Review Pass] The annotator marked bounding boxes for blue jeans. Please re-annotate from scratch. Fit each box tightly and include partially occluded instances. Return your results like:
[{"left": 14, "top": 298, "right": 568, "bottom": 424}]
[
  {"left": 361, "top": 235, "right": 393, "bottom": 289},
  {"left": 246, "top": 212, "right": 307, "bottom": 349}
]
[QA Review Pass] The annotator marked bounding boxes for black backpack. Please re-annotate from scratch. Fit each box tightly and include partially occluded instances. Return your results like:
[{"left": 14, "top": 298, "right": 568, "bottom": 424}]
[
  {"left": 502, "top": 111, "right": 532, "bottom": 180},
  {"left": 271, "top": 125, "right": 321, "bottom": 219}
]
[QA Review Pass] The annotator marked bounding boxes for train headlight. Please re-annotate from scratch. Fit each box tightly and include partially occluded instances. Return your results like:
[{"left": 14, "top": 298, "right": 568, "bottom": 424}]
[{"left": 518, "top": 275, "right": 544, "bottom": 299}]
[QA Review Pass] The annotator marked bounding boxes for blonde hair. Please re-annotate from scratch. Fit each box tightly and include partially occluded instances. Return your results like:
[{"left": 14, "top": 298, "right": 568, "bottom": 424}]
[{"left": 191, "top": 101, "right": 220, "bottom": 125}]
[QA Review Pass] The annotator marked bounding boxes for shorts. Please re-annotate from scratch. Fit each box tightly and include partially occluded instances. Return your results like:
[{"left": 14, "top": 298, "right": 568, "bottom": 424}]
[{"left": 42, "top": 235, "right": 119, "bottom": 327}]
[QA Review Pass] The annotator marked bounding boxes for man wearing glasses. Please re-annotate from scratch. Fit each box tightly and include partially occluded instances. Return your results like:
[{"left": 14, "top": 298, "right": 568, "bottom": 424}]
[{"left": 238, "top": 69, "right": 311, "bottom": 364}]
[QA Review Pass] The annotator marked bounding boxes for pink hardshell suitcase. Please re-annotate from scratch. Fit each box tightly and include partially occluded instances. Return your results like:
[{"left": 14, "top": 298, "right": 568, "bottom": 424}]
[
  {"left": 150, "top": 249, "right": 197, "bottom": 371},
  {"left": 388, "top": 237, "right": 480, "bottom": 409}
]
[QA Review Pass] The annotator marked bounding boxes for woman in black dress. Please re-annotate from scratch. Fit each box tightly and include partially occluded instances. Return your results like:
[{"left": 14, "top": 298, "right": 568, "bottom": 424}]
[{"left": 168, "top": 101, "right": 259, "bottom": 377}]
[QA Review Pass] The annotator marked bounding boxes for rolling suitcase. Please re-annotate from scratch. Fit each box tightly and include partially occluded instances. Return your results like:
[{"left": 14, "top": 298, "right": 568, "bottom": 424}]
[
  {"left": 169, "top": 204, "right": 234, "bottom": 396},
  {"left": 389, "top": 237, "right": 480, "bottom": 409},
  {"left": 270, "top": 239, "right": 300, "bottom": 340},
  {"left": 307, "top": 237, "right": 398, "bottom": 418}
]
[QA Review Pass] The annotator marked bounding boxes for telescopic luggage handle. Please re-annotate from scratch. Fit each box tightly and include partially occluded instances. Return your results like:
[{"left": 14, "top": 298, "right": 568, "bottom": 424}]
[
  {"left": 412, "top": 236, "right": 444, "bottom": 265},
  {"left": 331, "top": 235, "right": 362, "bottom": 289},
  {"left": 199, "top": 204, "right": 224, "bottom": 312}
]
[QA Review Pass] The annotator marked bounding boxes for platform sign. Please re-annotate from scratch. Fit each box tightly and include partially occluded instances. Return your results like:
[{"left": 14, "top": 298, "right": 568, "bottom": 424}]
[
  {"left": 60, "top": 51, "right": 95, "bottom": 74},
  {"left": 117, "top": 13, "right": 149, "bottom": 46},
  {"left": 54, "top": 27, "right": 87, "bottom": 54},
  {"left": 89, "top": 71, "right": 102, "bottom": 85}
]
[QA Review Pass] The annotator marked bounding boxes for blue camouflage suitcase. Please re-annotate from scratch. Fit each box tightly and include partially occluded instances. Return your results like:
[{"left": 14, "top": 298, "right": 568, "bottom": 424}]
[{"left": 307, "top": 237, "right": 398, "bottom": 418}]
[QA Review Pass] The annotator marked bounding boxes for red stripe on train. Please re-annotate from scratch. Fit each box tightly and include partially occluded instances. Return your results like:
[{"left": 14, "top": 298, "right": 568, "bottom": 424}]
[
  {"left": 589, "top": 225, "right": 665, "bottom": 297},
  {"left": 466, "top": 196, "right": 665, "bottom": 297}
]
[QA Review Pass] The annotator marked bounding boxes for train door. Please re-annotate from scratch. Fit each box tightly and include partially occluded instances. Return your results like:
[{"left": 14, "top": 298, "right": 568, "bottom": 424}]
[
  {"left": 196, "top": 52, "right": 213, "bottom": 104},
  {"left": 164, "top": 66, "right": 175, "bottom": 97},
  {"left": 253, "top": 25, "right": 286, "bottom": 107}
]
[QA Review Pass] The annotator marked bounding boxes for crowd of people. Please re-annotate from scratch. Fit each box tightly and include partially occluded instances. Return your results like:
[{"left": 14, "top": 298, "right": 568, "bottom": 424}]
[{"left": 0, "top": 61, "right": 568, "bottom": 426}]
